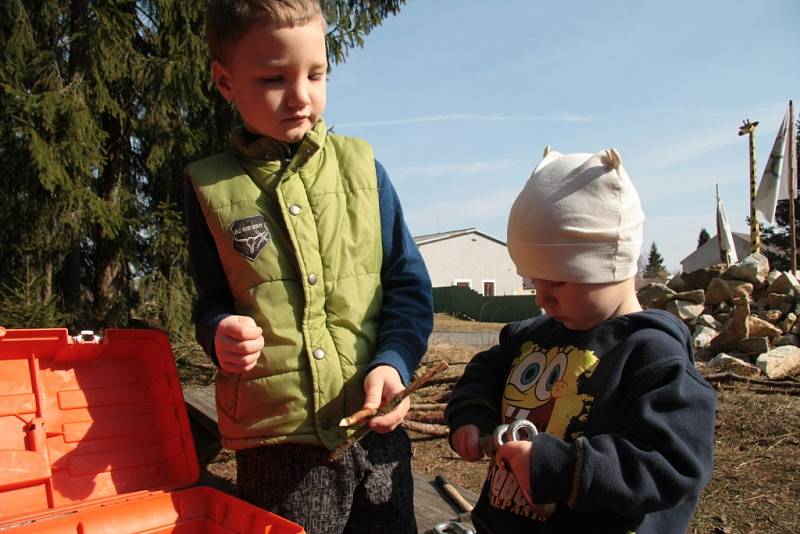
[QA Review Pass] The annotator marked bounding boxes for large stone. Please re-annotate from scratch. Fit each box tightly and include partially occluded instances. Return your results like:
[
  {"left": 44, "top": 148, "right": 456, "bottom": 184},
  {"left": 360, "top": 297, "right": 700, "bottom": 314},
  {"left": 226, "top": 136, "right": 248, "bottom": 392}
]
[
  {"left": 696, "top": 314, "right": 722, "bottom": 330},
  {"left": 665, "top": 300, "right": 705, "bottom": 321},
  {"left": 705, "top": 278, "right": 733, "bottom": 306},
  {"left": 666, "top": 274, "right": 690, "bottom": 292},
  {"left": 728, "top": 280, "right": 754, "bottom": 299},
  {"left": 692, "top": 325, "right": 718, "bottom": 350},
  {"left": 637, "top": 283, "right": 675, "bottom": 309},
  {"left": 707, "top": 353, "right": 761, "bottom": 377},
  {"left": 767, "top": 292, "right": 795, "bottom": 310},
  {"left": 780, "top": 312, "right": 797, "bottom": 334},
  {"left": 721, "top": 253, "right": 770, "bottom": 286},
  {"left": 682, "top": 267, "right": 720, "bottom": 292},
  {"left": 756, "top": 345, "right": 800, "bottom": 379},
  {"left": 669, "top": 289, "right": 705, "bottom": 305},
  {"left": 746, "top": 315, "right": 783, "bottom": 338},
  {"left": 768, "top": 271, "right": 800, "bottom": 294},
  {"left": 710, "top": 298, "right": 751, "bottom": 348}
]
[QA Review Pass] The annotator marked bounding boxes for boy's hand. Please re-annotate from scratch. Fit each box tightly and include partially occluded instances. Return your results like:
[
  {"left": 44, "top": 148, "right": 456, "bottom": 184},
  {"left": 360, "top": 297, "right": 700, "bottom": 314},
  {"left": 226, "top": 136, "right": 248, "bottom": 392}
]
[
  {"left": 362, "top": 365, "right": 408, "bottom": 433},
  {"left": 215, "top": 315, "right": 264, "bottom": 373},
  {"left": 496, "top": 440, "right": 533, "bottom": 498},
  {"left": 451, "top": 424, "right": 483, "bottom": 462}
]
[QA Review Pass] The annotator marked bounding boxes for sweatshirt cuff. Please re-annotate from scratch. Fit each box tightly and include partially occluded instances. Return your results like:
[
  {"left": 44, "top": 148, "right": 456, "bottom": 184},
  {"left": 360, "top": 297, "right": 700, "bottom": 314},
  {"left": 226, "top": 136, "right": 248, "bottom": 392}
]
[
  {"left": 529, "top": 433, "right": 579, "bottom": 504},
  {"left": 369, "top": 342, "right": 419, "bottom": 385},
  {"left": 195, "top": 311, "right": 231, "bottom": 367}
]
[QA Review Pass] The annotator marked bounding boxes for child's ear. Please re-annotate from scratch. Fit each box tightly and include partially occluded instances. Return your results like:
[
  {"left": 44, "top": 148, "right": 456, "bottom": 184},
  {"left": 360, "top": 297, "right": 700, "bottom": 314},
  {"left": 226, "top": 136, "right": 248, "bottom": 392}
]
[{"left": 211, "top": 60, "right": 234, "bottom": 102}]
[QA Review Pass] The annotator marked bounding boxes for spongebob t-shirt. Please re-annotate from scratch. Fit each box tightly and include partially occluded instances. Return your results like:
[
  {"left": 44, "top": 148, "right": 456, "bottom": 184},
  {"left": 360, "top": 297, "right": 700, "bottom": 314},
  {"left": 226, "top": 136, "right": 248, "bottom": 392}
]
[{"left": 445, "top": 309, "right": 716, "bottom": 534}]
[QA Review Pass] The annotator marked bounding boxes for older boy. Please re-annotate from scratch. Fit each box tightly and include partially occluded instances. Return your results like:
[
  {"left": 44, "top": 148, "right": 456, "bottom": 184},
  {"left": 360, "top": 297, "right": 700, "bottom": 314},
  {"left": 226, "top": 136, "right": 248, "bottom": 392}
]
[
  {"left": 446, "top": 147, "right": 715, "bottom": 533},
  {"left": 183, "top": 1, "right": 432, "bottom": 533}
]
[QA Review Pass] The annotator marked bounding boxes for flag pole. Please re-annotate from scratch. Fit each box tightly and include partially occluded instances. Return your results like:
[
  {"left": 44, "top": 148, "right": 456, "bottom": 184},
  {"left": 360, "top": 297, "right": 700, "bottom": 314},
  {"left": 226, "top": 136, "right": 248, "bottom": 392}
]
[
  {"left": 789, "top": 99, "right": 797, "bottom": 275},
  {"left": 739, "top": 119, "right": 760, "bottom": 254}
]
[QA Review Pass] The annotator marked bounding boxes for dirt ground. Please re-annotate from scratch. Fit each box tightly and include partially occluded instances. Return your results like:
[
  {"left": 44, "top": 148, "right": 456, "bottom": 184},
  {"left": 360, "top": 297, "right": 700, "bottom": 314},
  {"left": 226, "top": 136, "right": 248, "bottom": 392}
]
[{"left": 191, "top": 317, "right": 800, "bottom": 533}]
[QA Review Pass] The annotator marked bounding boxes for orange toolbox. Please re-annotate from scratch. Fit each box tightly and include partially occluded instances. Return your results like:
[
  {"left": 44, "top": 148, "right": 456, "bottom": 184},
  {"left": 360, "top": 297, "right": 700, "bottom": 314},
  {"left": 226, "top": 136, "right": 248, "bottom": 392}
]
[{"left": 0, "top": 327, "right": 305, "bottom": 534}]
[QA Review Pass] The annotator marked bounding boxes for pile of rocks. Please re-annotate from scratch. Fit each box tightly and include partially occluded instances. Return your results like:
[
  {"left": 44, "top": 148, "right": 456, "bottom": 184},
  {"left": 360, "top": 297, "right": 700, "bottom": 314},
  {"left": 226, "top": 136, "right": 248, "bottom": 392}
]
[{"left": 637, "top": 252, "right": 800, "bottom": 379}]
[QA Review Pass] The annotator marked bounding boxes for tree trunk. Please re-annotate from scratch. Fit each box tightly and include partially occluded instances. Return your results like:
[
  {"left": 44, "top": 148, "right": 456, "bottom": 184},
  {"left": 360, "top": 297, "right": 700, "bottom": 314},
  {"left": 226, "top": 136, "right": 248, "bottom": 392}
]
[{"left": 92, "top": 111, "right": 127, "bottom": 325}]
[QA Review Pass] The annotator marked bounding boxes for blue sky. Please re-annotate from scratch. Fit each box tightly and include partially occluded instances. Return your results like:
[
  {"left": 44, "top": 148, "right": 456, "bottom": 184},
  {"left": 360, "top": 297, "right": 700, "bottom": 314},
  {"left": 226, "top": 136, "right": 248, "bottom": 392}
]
[{"left": 325, "top": 0, "right": 799, "bottom": 272}]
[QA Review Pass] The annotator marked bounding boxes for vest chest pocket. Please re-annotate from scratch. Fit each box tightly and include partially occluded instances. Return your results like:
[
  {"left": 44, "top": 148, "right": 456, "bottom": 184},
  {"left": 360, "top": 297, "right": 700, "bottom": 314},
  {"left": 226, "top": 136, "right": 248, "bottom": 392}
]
[{"left": 213, "top": 202, "right": 300, "bottom": 297}]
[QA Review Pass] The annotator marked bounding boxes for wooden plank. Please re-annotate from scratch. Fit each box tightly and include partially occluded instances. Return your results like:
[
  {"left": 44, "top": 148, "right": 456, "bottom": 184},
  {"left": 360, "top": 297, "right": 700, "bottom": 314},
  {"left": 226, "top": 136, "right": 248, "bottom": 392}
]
[
  {"left": 413, "top": 471, "right": 476, "bottom": 533},
  {"left": 182, "top": 385, "right": 477, "bottom": 532},
  {"left": 182, "top": 385, "right": 221, "bottom": 464}
]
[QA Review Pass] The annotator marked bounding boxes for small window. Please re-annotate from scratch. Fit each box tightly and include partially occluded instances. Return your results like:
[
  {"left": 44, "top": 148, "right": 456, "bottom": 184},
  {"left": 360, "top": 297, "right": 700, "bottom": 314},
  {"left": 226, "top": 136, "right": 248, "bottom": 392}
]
[
  {"left": 483, "top": 281, "right": 495, "bottom": 297},
  {"left": 453, "top": 279, "right": 472, "bottom": 289}
]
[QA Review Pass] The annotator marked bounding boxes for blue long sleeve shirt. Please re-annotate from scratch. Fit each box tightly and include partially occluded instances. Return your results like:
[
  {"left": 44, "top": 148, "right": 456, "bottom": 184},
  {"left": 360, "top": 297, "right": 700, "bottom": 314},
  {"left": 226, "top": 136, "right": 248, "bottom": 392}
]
[{"left": 184, "top": 159, "right": 433, "bottom": 385}]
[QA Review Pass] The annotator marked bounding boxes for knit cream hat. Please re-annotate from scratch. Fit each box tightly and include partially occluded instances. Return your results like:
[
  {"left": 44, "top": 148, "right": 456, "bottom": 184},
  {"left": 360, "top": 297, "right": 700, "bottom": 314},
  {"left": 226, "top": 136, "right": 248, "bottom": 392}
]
[{"left": 506, "top": 146, "right": 644, "bottom": 283}]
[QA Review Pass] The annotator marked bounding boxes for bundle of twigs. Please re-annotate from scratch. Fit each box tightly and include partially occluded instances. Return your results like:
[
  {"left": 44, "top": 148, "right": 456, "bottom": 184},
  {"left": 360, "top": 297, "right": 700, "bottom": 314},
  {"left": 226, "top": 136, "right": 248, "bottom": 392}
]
[{"left": 705, "top": 372, "right": 800, "bottom": 396}]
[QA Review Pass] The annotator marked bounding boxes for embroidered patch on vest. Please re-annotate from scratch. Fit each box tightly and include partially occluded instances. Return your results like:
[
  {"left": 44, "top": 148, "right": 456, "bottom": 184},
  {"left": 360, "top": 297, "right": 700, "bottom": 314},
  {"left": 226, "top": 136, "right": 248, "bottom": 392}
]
[{"left": 231, "top": 214, "right": 271, "bottom": 261}]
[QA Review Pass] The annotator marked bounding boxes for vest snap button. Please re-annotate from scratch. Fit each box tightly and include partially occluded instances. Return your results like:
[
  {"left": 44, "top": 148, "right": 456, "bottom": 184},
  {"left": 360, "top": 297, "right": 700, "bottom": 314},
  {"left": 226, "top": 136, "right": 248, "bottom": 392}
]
[
  {"left": 313, "top": 348, "right": 326, "bottom": 360},
  {"left": 289, "top": 204, "right": 301, "bottom": 215},
  {"left": 308, "top": 273, "right": 318, "bottom": 285}
]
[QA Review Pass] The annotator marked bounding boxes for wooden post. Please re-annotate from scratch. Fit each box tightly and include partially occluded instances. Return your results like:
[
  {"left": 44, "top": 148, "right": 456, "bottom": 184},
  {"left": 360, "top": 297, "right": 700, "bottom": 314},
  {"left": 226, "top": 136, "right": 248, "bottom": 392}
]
[
  {"left": 739, "top": 119, "right": 760, "bottom": 254},
  {"left": 789, "top": 100, "right": 797, "bottom": 275}
]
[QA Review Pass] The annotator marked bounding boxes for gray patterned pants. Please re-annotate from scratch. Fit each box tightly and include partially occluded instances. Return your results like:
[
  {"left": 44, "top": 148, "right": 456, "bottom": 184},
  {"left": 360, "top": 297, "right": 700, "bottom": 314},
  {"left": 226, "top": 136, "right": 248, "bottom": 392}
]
[{"left": 236, "top": 428, "right": 416, "bottom": 534}]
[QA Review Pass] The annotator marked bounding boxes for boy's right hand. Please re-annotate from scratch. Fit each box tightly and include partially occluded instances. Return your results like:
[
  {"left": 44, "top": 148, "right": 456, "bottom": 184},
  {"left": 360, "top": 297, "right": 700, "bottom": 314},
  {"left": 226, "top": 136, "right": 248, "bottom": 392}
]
[
  {"left": 214, "top": 315, "right": 264, "bottom": 373},
  {"left": 451, "top": 424, "right": 484, "bottom": 462}
]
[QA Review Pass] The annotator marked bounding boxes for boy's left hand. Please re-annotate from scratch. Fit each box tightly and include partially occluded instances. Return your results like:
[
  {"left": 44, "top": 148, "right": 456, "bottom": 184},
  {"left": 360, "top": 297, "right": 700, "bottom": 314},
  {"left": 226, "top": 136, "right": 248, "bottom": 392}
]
[
  {"left": 362, "top": 365, "right": 409, "bottom": 433},
  {"left": 496, "top": 440, "right": 533, "bottom": 498}
]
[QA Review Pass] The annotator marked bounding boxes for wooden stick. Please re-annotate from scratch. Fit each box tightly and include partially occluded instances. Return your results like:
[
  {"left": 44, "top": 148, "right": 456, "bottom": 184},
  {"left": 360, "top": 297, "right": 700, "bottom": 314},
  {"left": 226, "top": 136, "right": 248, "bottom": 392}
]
[
  {"left": 401, "top": 419, "right": 448, "bottom": 437},
  {"left": 788, "top": 100, "right": 797, "bottom": 275},
  {"left": 338, "top": 407, "right": 377, "bottom": 427},
  {"left": 328, "top": 361, "right": 449, "bottom": 461}
]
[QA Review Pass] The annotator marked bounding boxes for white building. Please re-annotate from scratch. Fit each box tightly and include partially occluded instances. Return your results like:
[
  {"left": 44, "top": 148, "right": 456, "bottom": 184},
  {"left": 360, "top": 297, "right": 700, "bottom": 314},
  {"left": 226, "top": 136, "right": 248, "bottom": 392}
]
[
  {"left": 679, "top": 232, "right": 752, "bottom": 273},
  {"left": 414, "top": 228, "right": 526, "bottom": 296}
]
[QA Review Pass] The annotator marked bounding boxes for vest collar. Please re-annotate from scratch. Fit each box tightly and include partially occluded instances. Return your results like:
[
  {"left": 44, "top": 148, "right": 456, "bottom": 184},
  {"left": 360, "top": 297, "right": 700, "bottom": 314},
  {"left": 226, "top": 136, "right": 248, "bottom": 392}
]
[{"left": 230, "top": 119, "right": 328, "bottom": 170}]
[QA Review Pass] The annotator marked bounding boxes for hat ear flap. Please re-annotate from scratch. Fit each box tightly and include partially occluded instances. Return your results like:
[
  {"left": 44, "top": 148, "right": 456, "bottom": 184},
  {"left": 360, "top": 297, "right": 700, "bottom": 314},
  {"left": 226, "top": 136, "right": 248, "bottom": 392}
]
[
  {"left": 599, "top": 148, "right": 622, "bottom": 170},
  {"left": 533, "top": 145, "right": 562, "bottom": 174}
]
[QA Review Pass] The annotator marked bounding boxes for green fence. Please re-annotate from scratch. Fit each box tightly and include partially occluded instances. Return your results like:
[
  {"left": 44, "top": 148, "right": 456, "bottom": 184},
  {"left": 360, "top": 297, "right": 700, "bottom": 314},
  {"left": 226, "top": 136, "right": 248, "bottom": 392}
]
[{"left": 432, "top": 286, "right": 541, "bottom": 323}]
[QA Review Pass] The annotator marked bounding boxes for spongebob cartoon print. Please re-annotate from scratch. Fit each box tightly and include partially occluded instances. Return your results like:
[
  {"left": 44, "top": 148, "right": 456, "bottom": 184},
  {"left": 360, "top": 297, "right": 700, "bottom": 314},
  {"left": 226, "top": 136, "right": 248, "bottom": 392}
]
[{"left": 487, "top": 340, "right": 599, "bottom": 516}]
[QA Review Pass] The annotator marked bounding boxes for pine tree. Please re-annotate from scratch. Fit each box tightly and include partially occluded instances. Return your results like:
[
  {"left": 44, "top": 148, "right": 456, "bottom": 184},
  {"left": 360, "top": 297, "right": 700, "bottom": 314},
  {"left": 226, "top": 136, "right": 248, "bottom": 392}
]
[
  {"left": 0, "top": 0, "right": 409, "bottom": 332},
  {"left": 643, "top": 242, "right": 669, "bottom": 280},
  {"left": 697, "top": 228, "right": 710, "bottom": 249}
]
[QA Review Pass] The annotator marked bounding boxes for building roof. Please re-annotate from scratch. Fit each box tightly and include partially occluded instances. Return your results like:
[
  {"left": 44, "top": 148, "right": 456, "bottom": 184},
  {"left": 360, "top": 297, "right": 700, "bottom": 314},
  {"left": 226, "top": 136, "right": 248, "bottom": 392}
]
[
  {"left": 679, "top": 232, "right": 752, "bottom": 272},
  {"left": 414, "top": 228, "right": 506, "bottom": 247}
]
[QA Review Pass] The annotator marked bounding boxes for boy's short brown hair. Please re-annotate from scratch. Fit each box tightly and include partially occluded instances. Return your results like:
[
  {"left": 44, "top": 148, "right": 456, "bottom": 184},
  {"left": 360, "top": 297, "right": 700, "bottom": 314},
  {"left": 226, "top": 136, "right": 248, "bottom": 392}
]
[{"left": 206, "top": 0, "right": 326, "bottom": 62}]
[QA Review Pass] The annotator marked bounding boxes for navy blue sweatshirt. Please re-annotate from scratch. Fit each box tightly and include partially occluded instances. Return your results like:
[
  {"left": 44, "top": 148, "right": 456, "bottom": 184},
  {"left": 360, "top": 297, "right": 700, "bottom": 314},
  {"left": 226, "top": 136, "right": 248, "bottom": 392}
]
[
  {"left": 445, "top": 309, "right": 715, "bottom": 534},
  {"left": 184, "top": 158, "right": 433, "bottom": 386}
]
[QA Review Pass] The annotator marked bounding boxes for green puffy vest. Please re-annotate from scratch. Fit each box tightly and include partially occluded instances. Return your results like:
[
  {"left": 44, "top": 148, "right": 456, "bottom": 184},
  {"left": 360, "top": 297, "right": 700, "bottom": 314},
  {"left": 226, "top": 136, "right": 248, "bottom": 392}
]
[{"left": 185, "top": 120, "right": 383, "bottom": 450}]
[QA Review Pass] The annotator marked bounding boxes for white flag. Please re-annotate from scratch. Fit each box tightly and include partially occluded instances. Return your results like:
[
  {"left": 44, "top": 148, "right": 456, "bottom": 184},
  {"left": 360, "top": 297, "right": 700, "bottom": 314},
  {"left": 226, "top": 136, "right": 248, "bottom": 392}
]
[
  {"left": 755, "top": 106, "right": 796, "bottom": 223},
  {"left": 716, "top": 192, "right": 738, "bottom": 265}
]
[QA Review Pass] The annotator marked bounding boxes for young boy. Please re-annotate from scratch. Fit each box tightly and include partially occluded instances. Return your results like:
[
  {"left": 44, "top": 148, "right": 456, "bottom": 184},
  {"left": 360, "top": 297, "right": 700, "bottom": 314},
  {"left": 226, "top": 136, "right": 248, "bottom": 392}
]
[
  {"left": 445, "top": 147, "right": 715, "bottom": 533},
  {"left": 183, "top": 1, "right": 432, "bottom": 533}
]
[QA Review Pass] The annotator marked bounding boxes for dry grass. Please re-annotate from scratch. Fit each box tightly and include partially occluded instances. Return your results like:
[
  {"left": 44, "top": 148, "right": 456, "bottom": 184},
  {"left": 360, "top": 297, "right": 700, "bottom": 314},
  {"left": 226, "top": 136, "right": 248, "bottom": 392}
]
[{"left": 433, "top": 313, "right": 505, "bottom": 332}]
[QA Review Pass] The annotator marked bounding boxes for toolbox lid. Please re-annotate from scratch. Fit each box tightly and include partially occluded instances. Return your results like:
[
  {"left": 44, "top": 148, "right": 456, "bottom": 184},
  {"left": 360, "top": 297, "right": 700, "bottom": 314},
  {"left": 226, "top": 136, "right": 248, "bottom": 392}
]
[{"left": 0, "top": 327, "right": 200, "bottom": 525}]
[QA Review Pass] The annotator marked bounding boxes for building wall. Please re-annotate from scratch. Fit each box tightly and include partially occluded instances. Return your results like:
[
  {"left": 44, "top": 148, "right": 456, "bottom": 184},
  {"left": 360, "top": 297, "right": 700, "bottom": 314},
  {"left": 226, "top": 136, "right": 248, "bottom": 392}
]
[{"left": 417, "top": 233, "right": 524, "bottom": 295}]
